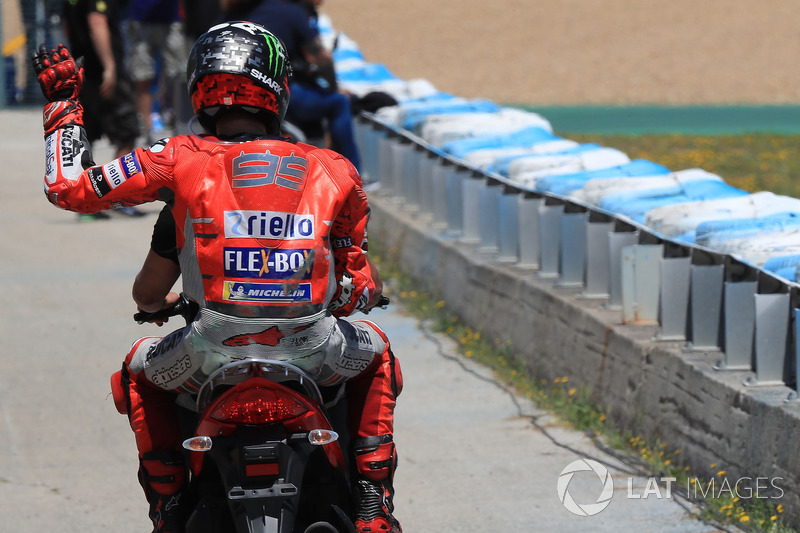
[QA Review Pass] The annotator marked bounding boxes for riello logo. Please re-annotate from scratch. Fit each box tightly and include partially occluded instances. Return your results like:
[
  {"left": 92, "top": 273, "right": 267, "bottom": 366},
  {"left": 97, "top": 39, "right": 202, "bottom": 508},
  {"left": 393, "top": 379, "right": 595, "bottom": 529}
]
[
  {"left": 557, "top": 459, "right": 614, "bottom": 516},
  {"left": 224, "top": 210, "right": 314, "bottom": 240}
]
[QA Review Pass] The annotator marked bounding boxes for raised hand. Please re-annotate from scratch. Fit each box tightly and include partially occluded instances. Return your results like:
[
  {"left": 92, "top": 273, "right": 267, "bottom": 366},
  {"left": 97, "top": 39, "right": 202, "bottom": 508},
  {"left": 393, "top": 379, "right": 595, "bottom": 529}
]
[{"left": 32, "top": 43, "right": 84, "bottom": 102}]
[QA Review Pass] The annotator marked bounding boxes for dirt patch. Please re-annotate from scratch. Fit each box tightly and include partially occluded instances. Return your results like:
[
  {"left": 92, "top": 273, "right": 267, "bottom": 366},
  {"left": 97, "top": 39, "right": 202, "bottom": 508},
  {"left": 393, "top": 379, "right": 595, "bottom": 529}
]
[{"left": 321, "top": 0, "right": 800, "bottom": 106}]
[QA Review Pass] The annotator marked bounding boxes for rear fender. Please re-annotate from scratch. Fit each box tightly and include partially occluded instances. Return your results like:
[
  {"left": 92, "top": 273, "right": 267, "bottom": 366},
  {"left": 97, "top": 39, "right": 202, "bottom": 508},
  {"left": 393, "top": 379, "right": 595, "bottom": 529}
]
[{"left": 185, "top": 377, "right": 349, "bottom": 532}]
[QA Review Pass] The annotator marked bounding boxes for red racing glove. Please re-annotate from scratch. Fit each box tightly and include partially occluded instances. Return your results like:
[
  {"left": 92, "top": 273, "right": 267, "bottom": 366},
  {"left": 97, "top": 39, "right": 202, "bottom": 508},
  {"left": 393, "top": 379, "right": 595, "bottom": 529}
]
[
  {"left": 31, "top": 43, "right": 85, "bottom": 136},
  {"left": 32, "top": 43, "right": 83, "bottom": 100}
]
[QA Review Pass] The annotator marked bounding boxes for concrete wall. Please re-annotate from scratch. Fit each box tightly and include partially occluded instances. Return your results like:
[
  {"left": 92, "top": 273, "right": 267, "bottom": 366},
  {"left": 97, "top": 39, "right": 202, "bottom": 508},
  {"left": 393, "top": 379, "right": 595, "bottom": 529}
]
[{"left": 368, "top": 193, "right": 800, "bottom": 523}]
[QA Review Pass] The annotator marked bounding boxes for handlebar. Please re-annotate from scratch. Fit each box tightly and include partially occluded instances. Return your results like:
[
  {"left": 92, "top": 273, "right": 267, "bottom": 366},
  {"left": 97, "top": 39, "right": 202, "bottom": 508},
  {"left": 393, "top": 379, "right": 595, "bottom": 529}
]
[
  {"left": 134, "top": 293, "right": 199, "bottom": 325},
  {"left": 364, "top": 295, "right": 390, "bottom": 314},
  {"left": 134, "top": 294, "right": 389, "bottom": 324}
]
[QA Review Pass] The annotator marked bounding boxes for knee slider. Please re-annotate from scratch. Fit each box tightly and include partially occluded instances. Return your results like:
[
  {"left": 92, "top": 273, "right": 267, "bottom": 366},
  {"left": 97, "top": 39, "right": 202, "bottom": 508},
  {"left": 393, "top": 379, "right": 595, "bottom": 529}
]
[
  {"left": 140, "top": 450, "right": 186, "bottom": 495},
  {"left": 353, "top": 435, "right": 396, "bottom": 482}
]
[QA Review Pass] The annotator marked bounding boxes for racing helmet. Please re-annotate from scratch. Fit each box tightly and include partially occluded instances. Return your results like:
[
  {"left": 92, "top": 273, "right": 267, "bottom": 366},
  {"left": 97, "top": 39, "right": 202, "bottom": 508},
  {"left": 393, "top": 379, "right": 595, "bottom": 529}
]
[{"left": 187, "top": 21, "right": 292, "bottom": 133}]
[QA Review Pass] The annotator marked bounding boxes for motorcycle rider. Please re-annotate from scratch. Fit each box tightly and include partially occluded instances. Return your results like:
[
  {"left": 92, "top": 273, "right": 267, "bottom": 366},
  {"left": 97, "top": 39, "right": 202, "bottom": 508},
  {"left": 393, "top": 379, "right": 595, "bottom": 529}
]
[{"left": 32, "top": 21, "right": 402, "bottom": 533}]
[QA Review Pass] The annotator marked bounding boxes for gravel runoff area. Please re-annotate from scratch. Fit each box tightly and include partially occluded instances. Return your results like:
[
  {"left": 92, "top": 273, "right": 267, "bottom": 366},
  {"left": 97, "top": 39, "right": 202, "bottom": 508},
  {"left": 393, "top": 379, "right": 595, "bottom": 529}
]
[{"left": 321, "top": 0, "right": 800, "bottom": 106}]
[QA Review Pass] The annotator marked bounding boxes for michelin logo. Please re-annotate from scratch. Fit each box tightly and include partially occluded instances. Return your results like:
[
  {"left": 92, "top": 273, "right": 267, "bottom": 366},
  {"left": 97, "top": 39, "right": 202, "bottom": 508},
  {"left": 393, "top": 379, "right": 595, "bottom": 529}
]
[{"left": 223, "top": 281, "right": 312, "bottom": 303}]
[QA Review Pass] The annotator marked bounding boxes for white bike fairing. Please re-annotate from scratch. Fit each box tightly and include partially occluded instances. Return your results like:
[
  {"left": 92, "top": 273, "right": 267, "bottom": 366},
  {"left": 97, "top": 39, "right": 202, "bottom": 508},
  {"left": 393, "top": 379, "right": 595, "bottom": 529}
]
[{"left": 128, "top": 308, "right": 386, "bottom": 393}]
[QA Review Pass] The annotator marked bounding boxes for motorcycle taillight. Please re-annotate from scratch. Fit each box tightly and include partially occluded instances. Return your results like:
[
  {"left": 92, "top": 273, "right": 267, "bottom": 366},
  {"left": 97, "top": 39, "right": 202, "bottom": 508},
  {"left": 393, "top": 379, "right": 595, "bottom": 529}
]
[{"left": 210, "top": 387, "right": 308, "bottom": 424}]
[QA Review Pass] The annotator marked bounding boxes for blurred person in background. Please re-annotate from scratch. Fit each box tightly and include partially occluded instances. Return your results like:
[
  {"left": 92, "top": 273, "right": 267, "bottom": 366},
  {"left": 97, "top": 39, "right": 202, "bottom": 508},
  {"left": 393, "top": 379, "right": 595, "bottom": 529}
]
[
  {"left": 124, "top": 0, "right": 188, "bottom": 142},
  {"left": 174, "top": 0, "right": 222, "bottom": 134},
  {"left": 61, "top": 0, "right": 144, "bottom": 219}
]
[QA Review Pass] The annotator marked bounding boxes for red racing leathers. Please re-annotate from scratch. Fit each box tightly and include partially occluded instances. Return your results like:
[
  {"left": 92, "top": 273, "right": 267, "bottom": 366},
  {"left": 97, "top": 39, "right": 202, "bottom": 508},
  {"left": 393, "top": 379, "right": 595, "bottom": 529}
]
[
  {"left": 46, "top": 127, "right": 373, "bottom": 318},
  {"left": 42, "top": 123, "right": 402, "bottom": 458}
]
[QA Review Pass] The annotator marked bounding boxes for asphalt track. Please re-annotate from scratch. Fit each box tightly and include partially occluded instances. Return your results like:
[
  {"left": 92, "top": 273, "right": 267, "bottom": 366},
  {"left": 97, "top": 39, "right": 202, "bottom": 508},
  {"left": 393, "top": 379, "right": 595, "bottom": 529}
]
[{"left": 0, "top": 108, "right": 724, "bottom": 532}]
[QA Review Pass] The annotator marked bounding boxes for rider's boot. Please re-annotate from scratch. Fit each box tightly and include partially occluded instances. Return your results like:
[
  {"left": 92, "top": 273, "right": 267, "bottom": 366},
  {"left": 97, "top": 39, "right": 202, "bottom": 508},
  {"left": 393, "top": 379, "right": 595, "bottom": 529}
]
[
  {"left": 139, "top": 451, "right": 188, "bottom": 533},
  {"left": 352, "top": 435, "right": 402, "bottom": 533}
]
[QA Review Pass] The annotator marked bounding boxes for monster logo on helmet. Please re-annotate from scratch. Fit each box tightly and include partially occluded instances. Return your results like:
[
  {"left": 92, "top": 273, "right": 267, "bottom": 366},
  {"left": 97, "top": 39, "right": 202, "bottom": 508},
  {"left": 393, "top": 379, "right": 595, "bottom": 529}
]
[{"left": 187, "top": 21, "right": 292, "bottom": 134}]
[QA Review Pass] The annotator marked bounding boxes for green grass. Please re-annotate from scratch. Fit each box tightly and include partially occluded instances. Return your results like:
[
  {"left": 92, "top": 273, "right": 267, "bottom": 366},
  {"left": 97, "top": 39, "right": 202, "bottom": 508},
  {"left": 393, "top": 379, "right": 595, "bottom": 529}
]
[{"left": 567, "top": 133, "right": 800, "bottom": 198}]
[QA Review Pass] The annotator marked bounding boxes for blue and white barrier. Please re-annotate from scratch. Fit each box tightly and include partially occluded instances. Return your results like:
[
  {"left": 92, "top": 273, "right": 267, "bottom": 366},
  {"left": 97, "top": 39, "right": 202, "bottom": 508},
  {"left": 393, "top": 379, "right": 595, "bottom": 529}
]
[
  {"left": 353, "top": 113, "right": 800, "bottom": 397},
  {"left": 328, "top": 21, "right": 800, "bottom": 394}
]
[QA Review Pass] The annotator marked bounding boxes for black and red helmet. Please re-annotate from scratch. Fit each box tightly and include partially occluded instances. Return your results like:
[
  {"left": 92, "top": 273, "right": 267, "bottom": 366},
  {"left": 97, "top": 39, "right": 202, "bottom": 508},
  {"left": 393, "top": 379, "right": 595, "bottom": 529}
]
[{"left": 187, "top": 21, "right": 292, "bottom": 133}]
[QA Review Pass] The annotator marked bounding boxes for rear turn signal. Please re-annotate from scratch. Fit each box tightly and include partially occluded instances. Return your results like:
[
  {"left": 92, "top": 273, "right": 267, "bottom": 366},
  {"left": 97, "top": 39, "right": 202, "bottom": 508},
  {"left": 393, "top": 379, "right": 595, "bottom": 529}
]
[
  {"left": 183, "top": 436, "right": 213, "bottom": 452},
  {"left": 308, "top": 429, "right": 338, "bottom": 445},
  {"left": 210, "top": 387, "right": 308, "bottom": 424}
]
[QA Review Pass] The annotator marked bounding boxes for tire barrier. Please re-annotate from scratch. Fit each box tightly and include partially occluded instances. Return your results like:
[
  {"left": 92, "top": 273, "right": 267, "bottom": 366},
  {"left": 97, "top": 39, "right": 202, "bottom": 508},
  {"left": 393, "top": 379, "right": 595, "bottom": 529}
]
[{"left": 355, "top": 113, "right": 800, "bottom": 395}]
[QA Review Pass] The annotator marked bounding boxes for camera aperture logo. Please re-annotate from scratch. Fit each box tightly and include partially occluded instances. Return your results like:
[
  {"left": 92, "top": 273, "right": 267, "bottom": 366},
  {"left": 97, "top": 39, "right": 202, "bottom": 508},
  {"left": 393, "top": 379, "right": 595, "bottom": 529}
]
[
  {"left": 557, "top": 458, "right": 785, "bottom": 518},
  {"left": 557, "top": 459, "right": 614, "bottom": 516}
]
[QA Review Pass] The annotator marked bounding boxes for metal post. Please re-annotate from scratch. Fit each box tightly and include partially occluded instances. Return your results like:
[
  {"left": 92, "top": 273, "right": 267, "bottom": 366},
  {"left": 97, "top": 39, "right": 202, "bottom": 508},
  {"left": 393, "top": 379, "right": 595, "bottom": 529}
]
[
  {"left": 401, "top": 142, "right": 420, "bottom": 209},
  {"left": 478, "top": 180, "right": 500, "bottom": 253},
  {"left": 361, "top": 120, "right": 384, "bottom": 186},
  {"left": 686, "top": 264, "right": 725, "bottom": 351},
  {"left": 621, "top": 245, "right": 637, "bottom": 323},
  {"left": 497, "top": 188, "right": 520, "bottom": 262},
  {"left": 581, "top": 221, "right": 614, "bottom": 299},
  {"left": 389, "top": 141, "right": 407, "bottom": 199},
  {"left": 745, "top": 292, "right": 790, "bottom": 386},
  {"left": 538, "top": 201, "right": 564, "bottom": 278},
  {"left": 655, "top": 257, "right": 691, "bottom": 340},
  {"left": 517, "top": 194, "right": 542, "bottom": 268},
  {"left": 633, "top": 244, "right": 663, "bottom": 323},
  {"left": 557, "top": 210, "right": 587, "bottom": 287},
  {"left": 418, "top": 150, "right": 437, "bottom": 216},
  {"left": 445, "top": 166, "right": 467, "bottom": 237},
  {"left": 715, "top": 281, "right": 757, "bottom": 370},
  {"left": 607, "top": 231, "right": 639, "bottom": 310},
  {"left": 431, "top": 158, "right": 451, "bottom": 229},
  {"left": 461, "top": 175, "right": 483, "bottom": 244},
  {"left": 353, "top": 116, "right": 371, "bottom": 178},
  {"left": 377, "top": 132, "right": 394, "bottom": 193}
]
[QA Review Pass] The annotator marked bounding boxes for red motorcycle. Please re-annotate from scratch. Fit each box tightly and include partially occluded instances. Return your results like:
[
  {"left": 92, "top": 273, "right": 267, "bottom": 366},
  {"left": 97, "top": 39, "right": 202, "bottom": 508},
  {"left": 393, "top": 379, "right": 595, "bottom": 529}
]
[{"left": 111, "top": 295, "right": 386, "bottom": 533}]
